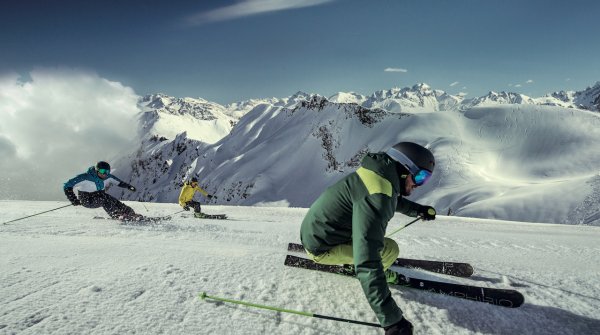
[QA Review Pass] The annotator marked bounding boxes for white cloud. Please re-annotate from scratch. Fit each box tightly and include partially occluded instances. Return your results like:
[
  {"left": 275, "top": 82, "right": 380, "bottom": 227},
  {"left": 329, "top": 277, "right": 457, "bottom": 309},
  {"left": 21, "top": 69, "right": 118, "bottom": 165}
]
[
  {"left": 449, "top": 81, "right": 459, "bottom": 87},
  {"left": 526, "top": 79, "right": 534, "bottom": 84},
  {"left": 514, "top": 84, "right": 522, "bottom": 88},
  {"left": 184, "top": 0, "right": 336, "bottom": 25},
  {"left": 384, "top": 68, "right": 408, "bottom": 73},
  {"left": 0, "top": 69, "right": 140, "bottom": 200}
]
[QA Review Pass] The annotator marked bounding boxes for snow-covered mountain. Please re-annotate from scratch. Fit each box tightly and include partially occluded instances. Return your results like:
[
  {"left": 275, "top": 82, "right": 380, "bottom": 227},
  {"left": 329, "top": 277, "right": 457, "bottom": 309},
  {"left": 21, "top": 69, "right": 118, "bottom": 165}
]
[
  {"left": 329, "top": 82, "right": 600, "bottom": 113},
  {"left": 224, "top": 91, "right": 320, "bottom": 118},
  {"left": 111, "top": 84, "right": 600, "bottom": 225},
  {"left": 363, "top": 83, "right": 464, "bottom": 112},
  {"left": 137, "top": 94, "right": 235, "bottom": 143},
  {"left": 539, "top": 82, "right": 600, "bottom": 111},
  {"left": 328, "top": 91, "right": 367, "bottom": 104},
  {"left": 328, "top": 84, "right": 464, "bottom": 112},
  {"left": 461, "top": 91, "right": 536, "bottom": 110}
]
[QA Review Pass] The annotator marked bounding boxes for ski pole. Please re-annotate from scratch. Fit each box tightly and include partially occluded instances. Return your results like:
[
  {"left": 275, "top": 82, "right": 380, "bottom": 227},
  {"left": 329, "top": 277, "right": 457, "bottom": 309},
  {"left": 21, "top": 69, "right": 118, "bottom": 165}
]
[
  {"left": 2, "top": 204, "right": 73, "bottom": 225},
  {"left": 168, "top": 209, "right": 185, "bottom": 217},
  {"left": 385, "top": 216, "right": 421, "bottom": 238},
  {"left": 199, "top": 292, "right": 381, "bottom": 328}
]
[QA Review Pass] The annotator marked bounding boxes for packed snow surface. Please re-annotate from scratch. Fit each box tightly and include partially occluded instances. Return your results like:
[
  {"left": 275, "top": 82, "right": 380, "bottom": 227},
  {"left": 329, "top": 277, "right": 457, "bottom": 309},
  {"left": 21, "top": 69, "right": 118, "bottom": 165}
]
[{"left": 1, "top": 201, "right": 599, "bottom": 334}]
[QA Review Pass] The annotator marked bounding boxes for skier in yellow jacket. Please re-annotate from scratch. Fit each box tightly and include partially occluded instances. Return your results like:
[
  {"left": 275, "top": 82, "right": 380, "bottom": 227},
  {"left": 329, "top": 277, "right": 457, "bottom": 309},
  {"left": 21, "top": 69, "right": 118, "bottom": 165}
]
[{"left": 179, "top": 177, "right": 214, "bottom": 218}]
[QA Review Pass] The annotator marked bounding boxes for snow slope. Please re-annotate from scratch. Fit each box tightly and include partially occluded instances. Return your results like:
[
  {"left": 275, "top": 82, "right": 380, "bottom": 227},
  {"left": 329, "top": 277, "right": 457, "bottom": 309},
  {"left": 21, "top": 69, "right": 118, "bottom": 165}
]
[{"left": 1, "top": 201, "right": 599, "bottom": 334}]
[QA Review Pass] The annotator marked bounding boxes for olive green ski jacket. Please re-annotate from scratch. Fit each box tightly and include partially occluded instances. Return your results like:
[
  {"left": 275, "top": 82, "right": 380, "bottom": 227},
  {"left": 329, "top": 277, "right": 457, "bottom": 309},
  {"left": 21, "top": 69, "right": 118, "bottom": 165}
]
[{"left": 300, "top": 152, "right": 421, "bottom": 327}]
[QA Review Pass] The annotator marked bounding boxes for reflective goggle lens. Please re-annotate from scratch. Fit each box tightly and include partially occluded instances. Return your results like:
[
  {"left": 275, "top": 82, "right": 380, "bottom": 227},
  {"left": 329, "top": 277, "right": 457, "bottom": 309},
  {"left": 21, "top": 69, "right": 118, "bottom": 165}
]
[
  {"left": 413, "top": 169, "right": 432, "bottom": 186},
  {"left": 97, "top": 168, "right": 110, "bottom": 175}
]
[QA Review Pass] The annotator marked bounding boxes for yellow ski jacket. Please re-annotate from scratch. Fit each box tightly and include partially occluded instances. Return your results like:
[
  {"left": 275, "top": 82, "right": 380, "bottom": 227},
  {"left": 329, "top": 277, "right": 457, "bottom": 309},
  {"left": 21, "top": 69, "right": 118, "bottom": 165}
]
[{"left": 178, "top": 182, "right": 209, "bottom": 206}]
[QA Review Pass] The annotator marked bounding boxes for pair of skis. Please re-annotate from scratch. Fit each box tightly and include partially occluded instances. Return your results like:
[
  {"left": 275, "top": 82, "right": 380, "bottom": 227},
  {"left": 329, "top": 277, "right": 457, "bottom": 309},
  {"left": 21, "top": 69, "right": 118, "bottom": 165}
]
[
  {"left": 93, "top": 215, "right": 172, "bottom": 223},
  {"left": 189, "top": 213, "right": 228, "bottom": 220},
  {"left": 93, "top": 212, "right": 228, "bottom": 223},
  {"left": 285, "top": 242, "right": 524, "bottom": 308},
  {"left": 288, "top": 243, "right": 473, "bottom": 277}
]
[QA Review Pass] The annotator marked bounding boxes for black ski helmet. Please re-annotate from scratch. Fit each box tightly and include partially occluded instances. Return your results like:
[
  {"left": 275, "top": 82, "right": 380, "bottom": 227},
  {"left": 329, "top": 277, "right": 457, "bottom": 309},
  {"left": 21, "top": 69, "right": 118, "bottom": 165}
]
[
  {"left": 190, "top": 177, "right": 198, "bottom": 183},
  {"left": 386, "top": 142, "right": 435, "bottom": 173},
  {"left": 96, "top": 161, "right": 111, "bottom": 172}
]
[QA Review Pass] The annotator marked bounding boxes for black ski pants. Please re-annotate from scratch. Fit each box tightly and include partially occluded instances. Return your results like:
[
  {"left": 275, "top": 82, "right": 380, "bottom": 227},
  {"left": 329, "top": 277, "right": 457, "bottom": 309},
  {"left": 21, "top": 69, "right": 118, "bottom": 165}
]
[
  {"left": 79, "top": 191, "right": 135, "bottom": 219},
  {"left": 185, "top": 200, "right": 202, "bottom": 213}
]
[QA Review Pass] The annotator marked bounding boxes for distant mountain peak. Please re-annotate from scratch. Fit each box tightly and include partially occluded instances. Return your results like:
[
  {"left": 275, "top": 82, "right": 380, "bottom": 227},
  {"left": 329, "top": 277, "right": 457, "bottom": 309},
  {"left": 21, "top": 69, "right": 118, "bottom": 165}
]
[
  {"left": 541, "top": 83, "right": 600, "bottom": 111},
  {"left": 467, "top": 91, "right": 534, "bottom": 106},
  {"left": 289, "top": 91, "right": 311, "bottom": 99},
  {"left": 575, "top": 82, "right": 600, "bottom": 111},
  {"left": 140, "top": 93, "right": 171, "bottom": 109},
  {"left": 328, "top": 91, "right": 366, "bottom": 104},
  {"left": 139, "top": 93, "right": 226, "bottom": 121},
  {"left": 411, "top": 82, "right": 432, "bottom": 92}
]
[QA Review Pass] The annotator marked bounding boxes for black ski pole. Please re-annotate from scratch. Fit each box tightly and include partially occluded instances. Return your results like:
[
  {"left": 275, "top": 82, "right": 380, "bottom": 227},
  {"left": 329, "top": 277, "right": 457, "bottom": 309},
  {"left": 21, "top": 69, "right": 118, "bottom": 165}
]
[
  {"left": 199, "top": 292, "right": 381, "bottom": 328},
  {"left": 2, "top": 204, "right": 73, "bottom": 225},
  {"left": 168, "top": 209, "right": 185, "bottom": 217},
  {"left": 386, "top": 216, "right": 421, "bottom": 238}
]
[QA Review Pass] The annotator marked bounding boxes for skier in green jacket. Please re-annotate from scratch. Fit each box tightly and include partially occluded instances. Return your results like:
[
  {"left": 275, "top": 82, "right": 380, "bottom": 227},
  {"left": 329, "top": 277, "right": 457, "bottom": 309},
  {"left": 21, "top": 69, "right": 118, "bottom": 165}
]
[{"left": 300, "top": 142, "right": 437, "bottom": 335}]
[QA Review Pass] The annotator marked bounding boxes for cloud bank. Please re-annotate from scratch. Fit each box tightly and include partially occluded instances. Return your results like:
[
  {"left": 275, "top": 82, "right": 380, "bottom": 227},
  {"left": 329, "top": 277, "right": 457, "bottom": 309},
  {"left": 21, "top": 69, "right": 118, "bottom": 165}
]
[
  {"left": 184, "top": 0, "right": 336, "bottom": 25},
  {"left": 0, "top": 69, "right": 140, "bottom": 200}
]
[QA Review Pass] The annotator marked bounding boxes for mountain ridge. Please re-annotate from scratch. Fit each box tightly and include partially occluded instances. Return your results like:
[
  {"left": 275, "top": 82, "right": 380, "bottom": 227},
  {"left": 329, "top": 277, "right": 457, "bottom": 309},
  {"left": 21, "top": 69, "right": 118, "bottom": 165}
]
[{"left": 110, "top": 82, "right": 600, "bottom": 225}]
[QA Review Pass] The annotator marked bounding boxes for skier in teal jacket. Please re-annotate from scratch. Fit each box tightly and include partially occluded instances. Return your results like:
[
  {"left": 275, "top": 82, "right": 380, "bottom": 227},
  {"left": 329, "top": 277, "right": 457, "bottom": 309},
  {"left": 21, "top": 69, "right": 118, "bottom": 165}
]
[
  {"left": 63, "top": 161, "right": 140, "bottom": 220},
  {"left": 300, "top": 142, "right": 437, "bottom": 335}
]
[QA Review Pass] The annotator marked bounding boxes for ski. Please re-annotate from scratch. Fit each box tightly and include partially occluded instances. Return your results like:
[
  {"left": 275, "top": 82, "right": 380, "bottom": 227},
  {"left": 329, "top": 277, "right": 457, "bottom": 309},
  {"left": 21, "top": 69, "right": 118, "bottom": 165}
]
[
  {"left": 93, "top": 215, "right": 171, "bottom": 223},
  {"left": 287, "top": 242, "right": 473, "bottom": 277},
  {"left": 185, "top": 213, "right": 228, "bottom": 220},
  {"left": 284, "top": 255, "right": 524, "bottom": 308},
  {"left": 199, "top": 214, "right": 227, "bottom": 220}
]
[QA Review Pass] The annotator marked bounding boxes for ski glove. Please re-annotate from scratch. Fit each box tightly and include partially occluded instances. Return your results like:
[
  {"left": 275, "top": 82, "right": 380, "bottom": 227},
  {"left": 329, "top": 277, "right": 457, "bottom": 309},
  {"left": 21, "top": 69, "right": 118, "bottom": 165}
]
[
  {"left": 71, "top": 199, "right": 81, "bottom": 206},
  {"left": 385, "top": 318, "right": 413, "bottom": 335},
  {"left": 207, "top": 194, "right": 215, "bottom": 199},
  {"left": 118, "top": 182, "right": 136, "bottom": 191},
  {"left": 418, "top": 205, "right": 436, "bottom": 221},
  {"left": 183, "top": 205, "right": 190, "bottom": 211}
]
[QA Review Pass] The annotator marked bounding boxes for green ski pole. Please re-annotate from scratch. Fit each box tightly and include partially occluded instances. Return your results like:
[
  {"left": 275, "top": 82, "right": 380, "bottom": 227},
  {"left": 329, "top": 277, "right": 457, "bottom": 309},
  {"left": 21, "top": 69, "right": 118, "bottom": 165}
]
[{"left": 199, "top": 292, "right": 380, "bottom": 328}]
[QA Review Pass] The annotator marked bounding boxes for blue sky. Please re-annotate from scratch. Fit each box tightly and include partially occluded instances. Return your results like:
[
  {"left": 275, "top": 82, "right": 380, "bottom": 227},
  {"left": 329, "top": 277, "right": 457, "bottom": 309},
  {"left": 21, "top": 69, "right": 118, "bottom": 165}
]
[{"left": 1, "top": 0, "right": 599, "bottom": 104}]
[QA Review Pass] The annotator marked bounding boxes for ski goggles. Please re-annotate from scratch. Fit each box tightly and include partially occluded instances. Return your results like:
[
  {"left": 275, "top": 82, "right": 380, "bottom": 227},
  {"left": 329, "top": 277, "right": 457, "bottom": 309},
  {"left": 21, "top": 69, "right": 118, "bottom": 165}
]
[
  {"left": 97, "top": 168, "right": 110, "bottom": 175},
  {"left": 412, "top": 169, "right": 433, "bottom": 186},
  {"left": 385, "top": 147, "right": 433, "bottom": 186}
]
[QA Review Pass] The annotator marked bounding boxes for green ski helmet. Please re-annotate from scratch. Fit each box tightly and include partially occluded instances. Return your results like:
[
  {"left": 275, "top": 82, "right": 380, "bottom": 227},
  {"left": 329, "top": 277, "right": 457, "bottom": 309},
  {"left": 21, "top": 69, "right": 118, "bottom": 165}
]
[{"left": 386, "top": 142, "right": 435, "bottom": 185}]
